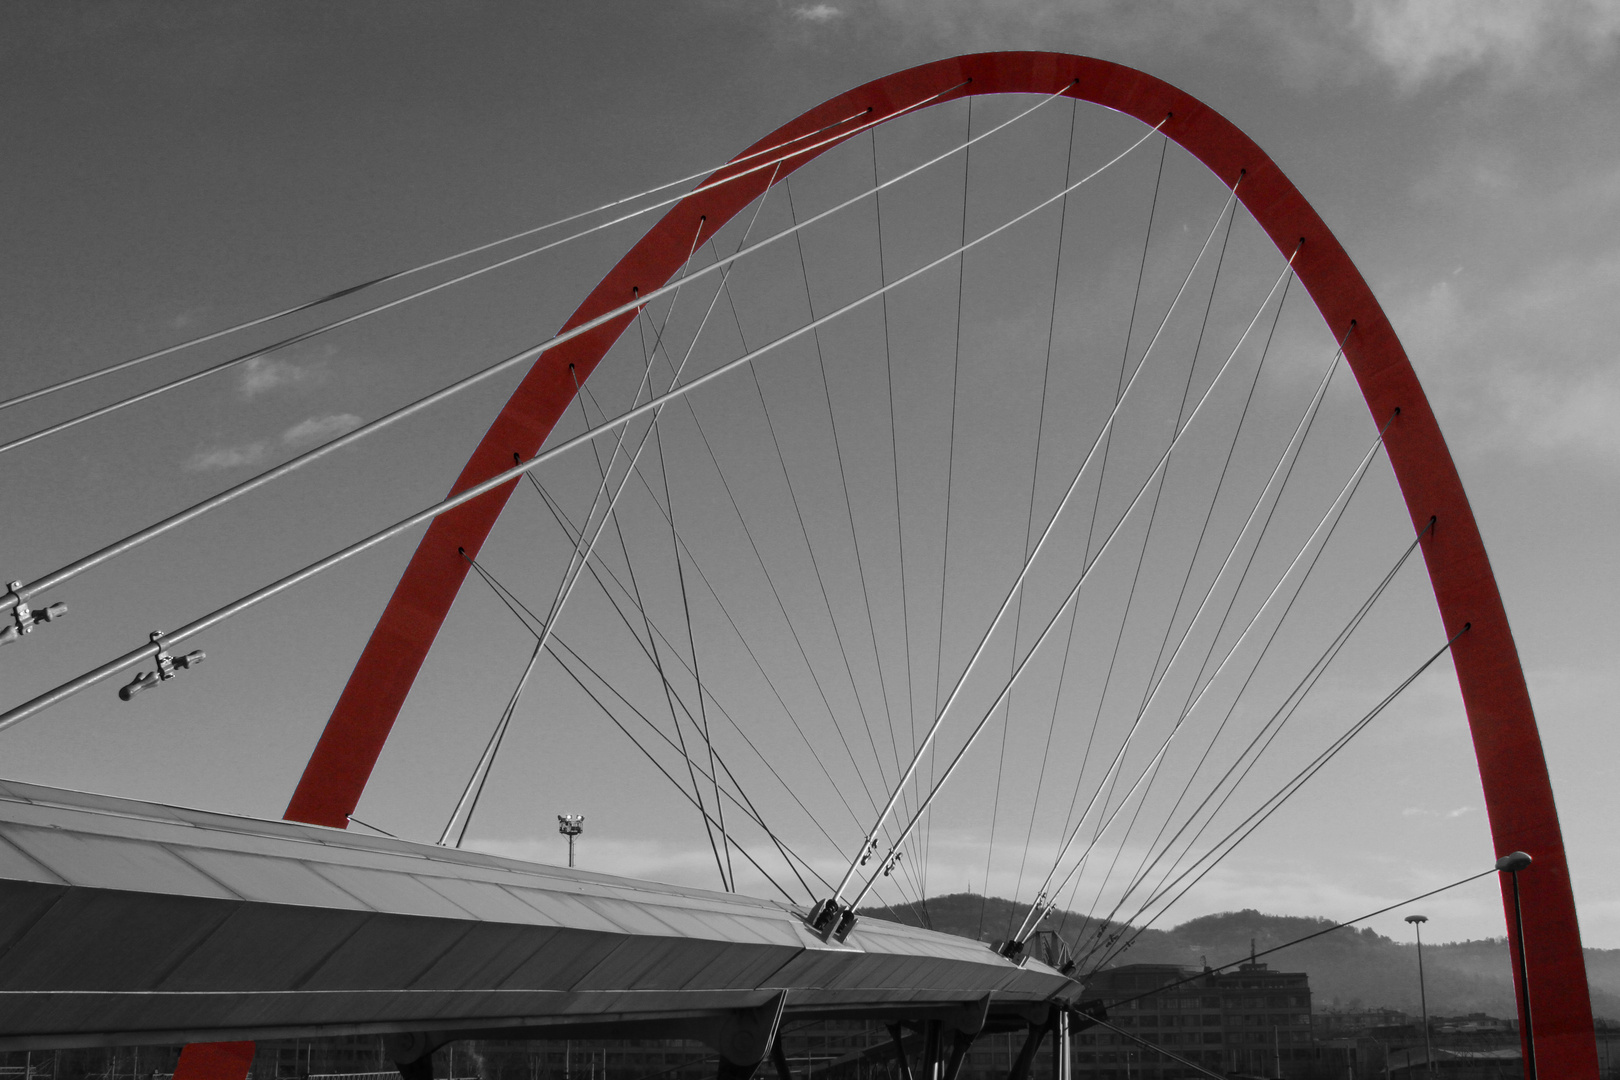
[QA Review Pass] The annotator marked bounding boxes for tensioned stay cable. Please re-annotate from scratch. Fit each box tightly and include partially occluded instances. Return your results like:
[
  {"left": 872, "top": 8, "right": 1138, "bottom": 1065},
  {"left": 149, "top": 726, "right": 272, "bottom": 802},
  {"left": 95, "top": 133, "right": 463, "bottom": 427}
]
[
  {"left": 1085, "top": 620, "right": 1469, "bottom": 975},
  {"left": 827, "top": 148, "right": 1222, "bottom": 904},
  {"left": 1017, "top": 403, "right": 1392, "bottom": 943},
  {"left": 869, "top": 126, "right": 928, "bottom": 915},
  {"left": 0, "top": 107, "right": 884, "bottom": 419},
  {"left": 1083, "top": 524, "right": 1431, "bottom": 970},
  {"left": 786, "top": 178, "right": 906, "bottom": 804},
  {"left": 0, "top": 80, "right": 1077, "bottom": 615},
  {"left": 512, "top": 469, "right": 843, "bottom": 899},
  {"left": 988, "top": 95, "right": 1083, "bottom": 943},
  {"left": 0, "top": 115, "right": 1169, "bottom": 730},
  {"left": 1050, "top": 187, "right": 1241, "bottom": 938},
  {"left": 1051, "top": 316, "right": 1349, "bottom": 947},
  {"left": 847, "top": 251, "right": 1296, "bottom": 911},
  {"left": 521, "top": 468, "right": 842, "bottom": 882},
  {"left": 435, "top": 216, "right": 713, "bottom": 848},
  {"left": 460, "top": 549, "right": 817, "bottom": 901},
  {"left": 927, "top": 94, "right": 976, "bottom": 900}
]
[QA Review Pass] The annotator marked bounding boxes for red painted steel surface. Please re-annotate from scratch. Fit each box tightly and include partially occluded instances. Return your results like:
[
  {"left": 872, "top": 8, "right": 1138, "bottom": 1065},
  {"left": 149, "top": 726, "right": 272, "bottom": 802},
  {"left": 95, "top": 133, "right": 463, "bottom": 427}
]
[
  {"left": 171, "top": 1041, "right": 255, "bottom": 1080},
  {"left": 284, "top": 53, "right": 1596, "bottom": 1074}
]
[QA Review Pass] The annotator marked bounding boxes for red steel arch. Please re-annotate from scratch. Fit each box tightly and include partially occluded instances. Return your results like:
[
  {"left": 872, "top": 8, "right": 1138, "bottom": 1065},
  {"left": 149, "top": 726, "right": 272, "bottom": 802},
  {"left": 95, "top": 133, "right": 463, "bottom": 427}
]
[{"left": 283, "top": 52, "right": 1596, "bottom": 1074}]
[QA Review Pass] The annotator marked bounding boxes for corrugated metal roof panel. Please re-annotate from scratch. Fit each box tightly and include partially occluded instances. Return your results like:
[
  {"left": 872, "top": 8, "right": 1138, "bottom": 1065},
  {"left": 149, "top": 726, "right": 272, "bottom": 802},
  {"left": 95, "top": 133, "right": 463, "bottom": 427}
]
[{"left": 0, "top": 825, "right": 235, "bottom": 899}]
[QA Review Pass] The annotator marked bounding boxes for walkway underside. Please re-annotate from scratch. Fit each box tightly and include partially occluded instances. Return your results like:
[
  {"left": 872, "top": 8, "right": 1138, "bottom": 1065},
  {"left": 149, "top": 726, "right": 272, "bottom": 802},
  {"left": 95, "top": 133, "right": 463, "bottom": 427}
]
[{"left": 0, "top": 781, "right": 1079, "bottom": 1053}]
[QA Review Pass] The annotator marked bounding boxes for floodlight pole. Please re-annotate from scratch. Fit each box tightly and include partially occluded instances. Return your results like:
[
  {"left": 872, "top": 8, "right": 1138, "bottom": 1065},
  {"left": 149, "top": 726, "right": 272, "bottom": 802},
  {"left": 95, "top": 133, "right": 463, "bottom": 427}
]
[
  {"left": 1405, "top": 914, "right": 1434, "bottom": 1076},
  {"left": 1497, "top": 851, "right": 1536, "bottom": 1080},
  {"left": 558, "top": 814, "right": 584, "bottom": 868}
]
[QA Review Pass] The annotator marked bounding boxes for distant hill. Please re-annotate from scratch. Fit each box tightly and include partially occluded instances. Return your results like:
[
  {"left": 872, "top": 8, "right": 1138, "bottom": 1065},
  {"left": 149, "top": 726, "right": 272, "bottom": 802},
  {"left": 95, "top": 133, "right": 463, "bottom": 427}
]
[{"left": 860, "top": 893, "right": 1620, "bottom": 1021}]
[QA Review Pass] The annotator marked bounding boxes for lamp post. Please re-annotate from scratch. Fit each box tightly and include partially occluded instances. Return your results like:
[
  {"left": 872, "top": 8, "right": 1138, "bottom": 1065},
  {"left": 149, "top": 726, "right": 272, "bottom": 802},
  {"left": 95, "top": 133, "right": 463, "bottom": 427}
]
[
  {"left": 1405, "top": 915, "right": 1434, "bottom": 1077},
  {"left": 558, "top": 814, "right": 584, "bottom": 867},
  {"left": 1496, "top": 850, "right": 1536, "bottom": 1080}
]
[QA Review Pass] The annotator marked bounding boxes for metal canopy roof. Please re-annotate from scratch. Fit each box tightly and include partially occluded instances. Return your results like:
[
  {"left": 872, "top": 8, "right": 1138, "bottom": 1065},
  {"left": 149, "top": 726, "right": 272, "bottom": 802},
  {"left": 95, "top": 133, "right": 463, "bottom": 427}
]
[{"left": 0, "top": 779, "right": 1078, "bottom": 1050}]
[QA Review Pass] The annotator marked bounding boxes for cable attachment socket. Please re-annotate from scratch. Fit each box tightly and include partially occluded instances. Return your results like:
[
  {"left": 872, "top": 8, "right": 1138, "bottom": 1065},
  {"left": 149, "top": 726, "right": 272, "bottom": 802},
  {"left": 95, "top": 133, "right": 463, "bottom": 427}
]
[
  {"left": 118, "top": 630, "right": 205, "bottom": 701},
  {"left": 0, "top": 582, "right": 67, "bottom": 647},
  {"left": 805, "top": 897, "right": 857, "bottom": 943},
  {"left": 857, "top": 836, "right": 879, "bottom": 866},
  {"left": 881, "top": 849, "right": 903, "bottom": 877}
]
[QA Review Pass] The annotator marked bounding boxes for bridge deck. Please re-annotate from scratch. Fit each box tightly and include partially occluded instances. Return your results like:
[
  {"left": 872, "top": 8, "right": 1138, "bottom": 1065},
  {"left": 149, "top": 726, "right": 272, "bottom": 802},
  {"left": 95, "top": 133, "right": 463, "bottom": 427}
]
[{"left": 0, "top": 780, "right": 1077, "bottom": 1050}]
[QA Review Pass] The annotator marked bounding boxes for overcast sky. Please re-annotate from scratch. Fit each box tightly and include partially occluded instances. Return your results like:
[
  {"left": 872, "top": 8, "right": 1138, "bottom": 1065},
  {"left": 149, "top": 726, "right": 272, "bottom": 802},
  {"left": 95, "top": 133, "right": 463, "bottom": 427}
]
[{"left": 2, "top": 2, "right": 1618, "bottom": 953}]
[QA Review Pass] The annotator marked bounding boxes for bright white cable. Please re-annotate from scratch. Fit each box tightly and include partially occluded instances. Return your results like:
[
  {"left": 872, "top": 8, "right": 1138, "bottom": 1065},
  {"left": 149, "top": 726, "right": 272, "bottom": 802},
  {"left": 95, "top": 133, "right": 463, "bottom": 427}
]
[
  {"left": 0, "top": 106, "right": 878, "bottom": 417},
  {"left": 0, "top": 113, "right": 1163, "bottom": 733},
  {"left": 831, "top": 157, "right": 1220, "bottom": 903},
  {"left": 1010, "top": 333, "right": 1354, "bottom": 939},
  {"left": 3, "top": 82, "right": 1077, "bottom": 613},
  {"left": 0, "top": 86, "right": 980, "bottom": 459},
  {"left": 1028, "top": 426, "right": 1390, "bottom": 929},
  {"left": 844, "top": 251, "right": 1296, "bottom": 911}
]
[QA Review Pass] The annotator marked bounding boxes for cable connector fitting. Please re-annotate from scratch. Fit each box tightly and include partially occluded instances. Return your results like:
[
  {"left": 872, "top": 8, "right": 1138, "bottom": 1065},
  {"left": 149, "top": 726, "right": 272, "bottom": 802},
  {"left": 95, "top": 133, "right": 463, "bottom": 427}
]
[
  {"left": 118, "top": 631, "right": 205, "bottom": 701},
  {"left": 805, "top": 897, "right": 857, "bottom": 943},
  {"left": 857, "top": 836, "right": 879, "bottom": 866},
  {"left": 881, "top": 849, "right": 903, "bottom": 877},
  {"left": 0, "top": 582, "right": 67, "bottom": 647}
]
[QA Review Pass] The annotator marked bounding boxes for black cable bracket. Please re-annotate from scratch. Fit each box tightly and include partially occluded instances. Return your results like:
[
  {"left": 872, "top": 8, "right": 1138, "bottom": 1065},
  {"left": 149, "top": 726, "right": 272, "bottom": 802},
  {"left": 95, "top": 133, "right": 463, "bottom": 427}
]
[
  {"left": 118, "top": 630, "right": 205, "bottom": 700},
  {"left": 0, "top": 581, "right": 67, "bottom": 647}
]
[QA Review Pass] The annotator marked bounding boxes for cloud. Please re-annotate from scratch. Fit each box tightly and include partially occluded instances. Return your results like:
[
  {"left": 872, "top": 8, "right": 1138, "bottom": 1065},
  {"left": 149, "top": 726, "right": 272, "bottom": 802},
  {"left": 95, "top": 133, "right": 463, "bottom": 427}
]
[
  {"left": 238, "top": 356, "right": 321, "bottom": 399},
  {"left": 282, "top": 413, "right": 362, "bottom": 447},
  {"left": 794, "top": 4, "right": 842, "bottom": 22},
  {"left": 1346, "top": 0, "right": 1620, "bottom": 91},
  {"left": 185, "top": 441, "right": 267, "bottom": 472}
]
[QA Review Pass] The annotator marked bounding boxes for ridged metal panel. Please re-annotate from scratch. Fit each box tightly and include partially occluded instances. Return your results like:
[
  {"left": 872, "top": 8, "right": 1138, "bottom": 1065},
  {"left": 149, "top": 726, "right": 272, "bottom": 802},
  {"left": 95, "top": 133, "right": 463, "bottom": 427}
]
[{"left": 0, "top": 780, "right": 1077, "bottom": 1050}]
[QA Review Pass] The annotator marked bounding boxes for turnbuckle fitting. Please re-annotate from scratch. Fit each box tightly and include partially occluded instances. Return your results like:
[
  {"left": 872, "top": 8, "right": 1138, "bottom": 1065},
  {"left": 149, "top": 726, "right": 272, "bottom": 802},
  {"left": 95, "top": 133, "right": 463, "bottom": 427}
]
[{"left": 118, "top": 630, "right": 205, "bottom": 701}]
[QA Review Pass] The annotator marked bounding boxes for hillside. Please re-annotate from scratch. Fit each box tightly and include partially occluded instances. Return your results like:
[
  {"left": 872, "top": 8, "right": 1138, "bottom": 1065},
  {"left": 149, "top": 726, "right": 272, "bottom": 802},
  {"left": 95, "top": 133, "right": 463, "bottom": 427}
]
[{"left": 860, "top": 893, "right": 1620, "bottom": 1021}]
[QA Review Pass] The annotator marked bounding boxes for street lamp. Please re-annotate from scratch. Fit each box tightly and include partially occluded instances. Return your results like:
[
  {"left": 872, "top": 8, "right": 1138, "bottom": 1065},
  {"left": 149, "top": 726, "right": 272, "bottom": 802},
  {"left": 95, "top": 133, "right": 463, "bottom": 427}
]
[
  {"left": 1405, "top": 915, "right": 1434, "bottom": 1077},
  {"left": 558, "top": 814, "right": 584, "bottom": 867},
  {"left": 1496, "top": 850, "right": 1536, "bottom": 1080}
]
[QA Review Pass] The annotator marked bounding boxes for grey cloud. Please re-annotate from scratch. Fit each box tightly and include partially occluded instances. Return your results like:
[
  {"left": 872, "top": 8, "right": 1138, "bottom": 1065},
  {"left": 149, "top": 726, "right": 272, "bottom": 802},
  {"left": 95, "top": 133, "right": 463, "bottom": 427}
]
[
  {"left": 282, "top": 413, "right": 363, "bottom": 447},
  {"left": 184, "top": 441, "right": 267, "bottom": 472},
  {"left": 239, "top": 356, "right": 321, "bottom": 399}
]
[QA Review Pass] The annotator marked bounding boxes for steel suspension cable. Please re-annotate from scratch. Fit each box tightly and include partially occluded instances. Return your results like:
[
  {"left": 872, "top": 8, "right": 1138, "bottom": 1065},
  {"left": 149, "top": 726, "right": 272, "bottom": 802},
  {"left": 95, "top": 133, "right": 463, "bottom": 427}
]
[
  {"left": 845, "top": 249, "right": 1294, "bottom": 911},
  {"left": 1017, "top": 408, "right": 1391, "bottom": 943},
  {"left": 1084, "top": 620, "right": 1469, "bottom": 975},
  {"left": 0, "top": 117, "right": 1168, "bottom": 730},
  {"left": 826, "top": 149, "right": 1219, "bottom": 904},
  {"left": 1083, "top": 524, "right": 1429, "bottom": 968},
  {"left": 988, "top": 96, "right": 1084, "bottom": 942},
  {"left": 0, "top": 83, "right": 1079, "bottom": 616},
  {"left": 513, "top": 470, "right": 842, "bottom": 894},
  {"left": 461, "top": 549, "right": 812, "bottom": 898},
  {"left": 0, "top": 108, "right": 886, "bottom": 419},
  {"left": 435, "top": 219, "right": 711, "bottom": 847}
]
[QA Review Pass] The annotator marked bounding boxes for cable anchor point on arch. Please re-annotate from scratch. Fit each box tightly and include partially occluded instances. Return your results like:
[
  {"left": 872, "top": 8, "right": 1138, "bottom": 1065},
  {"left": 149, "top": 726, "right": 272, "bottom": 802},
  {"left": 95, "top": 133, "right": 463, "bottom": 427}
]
[
  {"left": 118, "top": 630, "right": 205, "bottom": 701},
  {"left": 0, "top": 581, "right": 67, "bottom": 648}
]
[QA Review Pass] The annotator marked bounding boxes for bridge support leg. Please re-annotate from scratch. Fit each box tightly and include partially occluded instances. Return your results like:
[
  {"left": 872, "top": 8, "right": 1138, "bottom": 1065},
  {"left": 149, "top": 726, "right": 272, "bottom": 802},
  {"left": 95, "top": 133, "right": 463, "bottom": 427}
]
[
  {"left": 1006, "top": 1017, "right": 1051, "bottom": 1080},
  {"left": 706, "top": 993, "right": 787, "bottom": 1080},
  {"left": 920, "top": 1021, "right": 942, "bottom": 1080},
  {"left": 770, "top": 1034, "right": 794, "bottom": 1080},
  {"left": 1049, "top": 1012, "right": 1070, "bottom": 1080},
  {"left": 886, "top": 1024, "right": 915, "bottom": 1080},
  {"left": 385, "top": 1032, "right": 445, "bottom": 1080}
]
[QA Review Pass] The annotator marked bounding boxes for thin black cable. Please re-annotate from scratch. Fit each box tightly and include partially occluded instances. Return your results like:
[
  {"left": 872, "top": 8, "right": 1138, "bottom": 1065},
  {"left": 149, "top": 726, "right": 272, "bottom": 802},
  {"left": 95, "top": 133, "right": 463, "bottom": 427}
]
[
  {"left": 1086, "top": 610, "right": 1462, "bottom": 975},
  {"left": 1084, "top": 861, "right": 1495, "bottom": 1013},
  {"left": 345, "top": 814, "right": 398, "bottom": 839},
  {"left": 546, "top": 635, "right": 801, "bottom": 905},
  {"left": 651, "top": 410, "right": 733, "bottom": 892},
  {"left": 1049, "top": 135, "right": 1170, "bottom": 936},
  {"left": 557, "top": 376, "right": 855, "bottom": 856},
  {"left": 1082, "top": 520, "right": 1427, "bottom": 969},
  {"left": 1059, "top": 189, "right": 1241, "bottom": 939},
  {"left": 509, "top": 479, "right": 827, "bottom": 898},
  {"left": 1065, "top": 204, "right": 1249, "bottom": 929},
  {"left": 982, "top": 95, "right": 1085, "bottom": 944},
  {"left": 1090, "top": 407, "right": 1401, "bottom": 941},
  {"left": 926, "top": 94, "right": 975, "bottom": 900},
  {"left": 632, "top": 313, "right": 729, "bottom": 892},
  {"left": 1086, "top": 1016, "right": 1226, "bottom": 1080},
  {"left": 1004, "top": 95, "right": 1083, "bottom": 942},
  {"left": 869, "top": 128, "right": 928, "bottom": 928},
  {"left": 461, "top": 547, "right": 819, "bottom": 900},
  {"left": 783, "top": 178, "right": 901, "bottom": 803}
]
